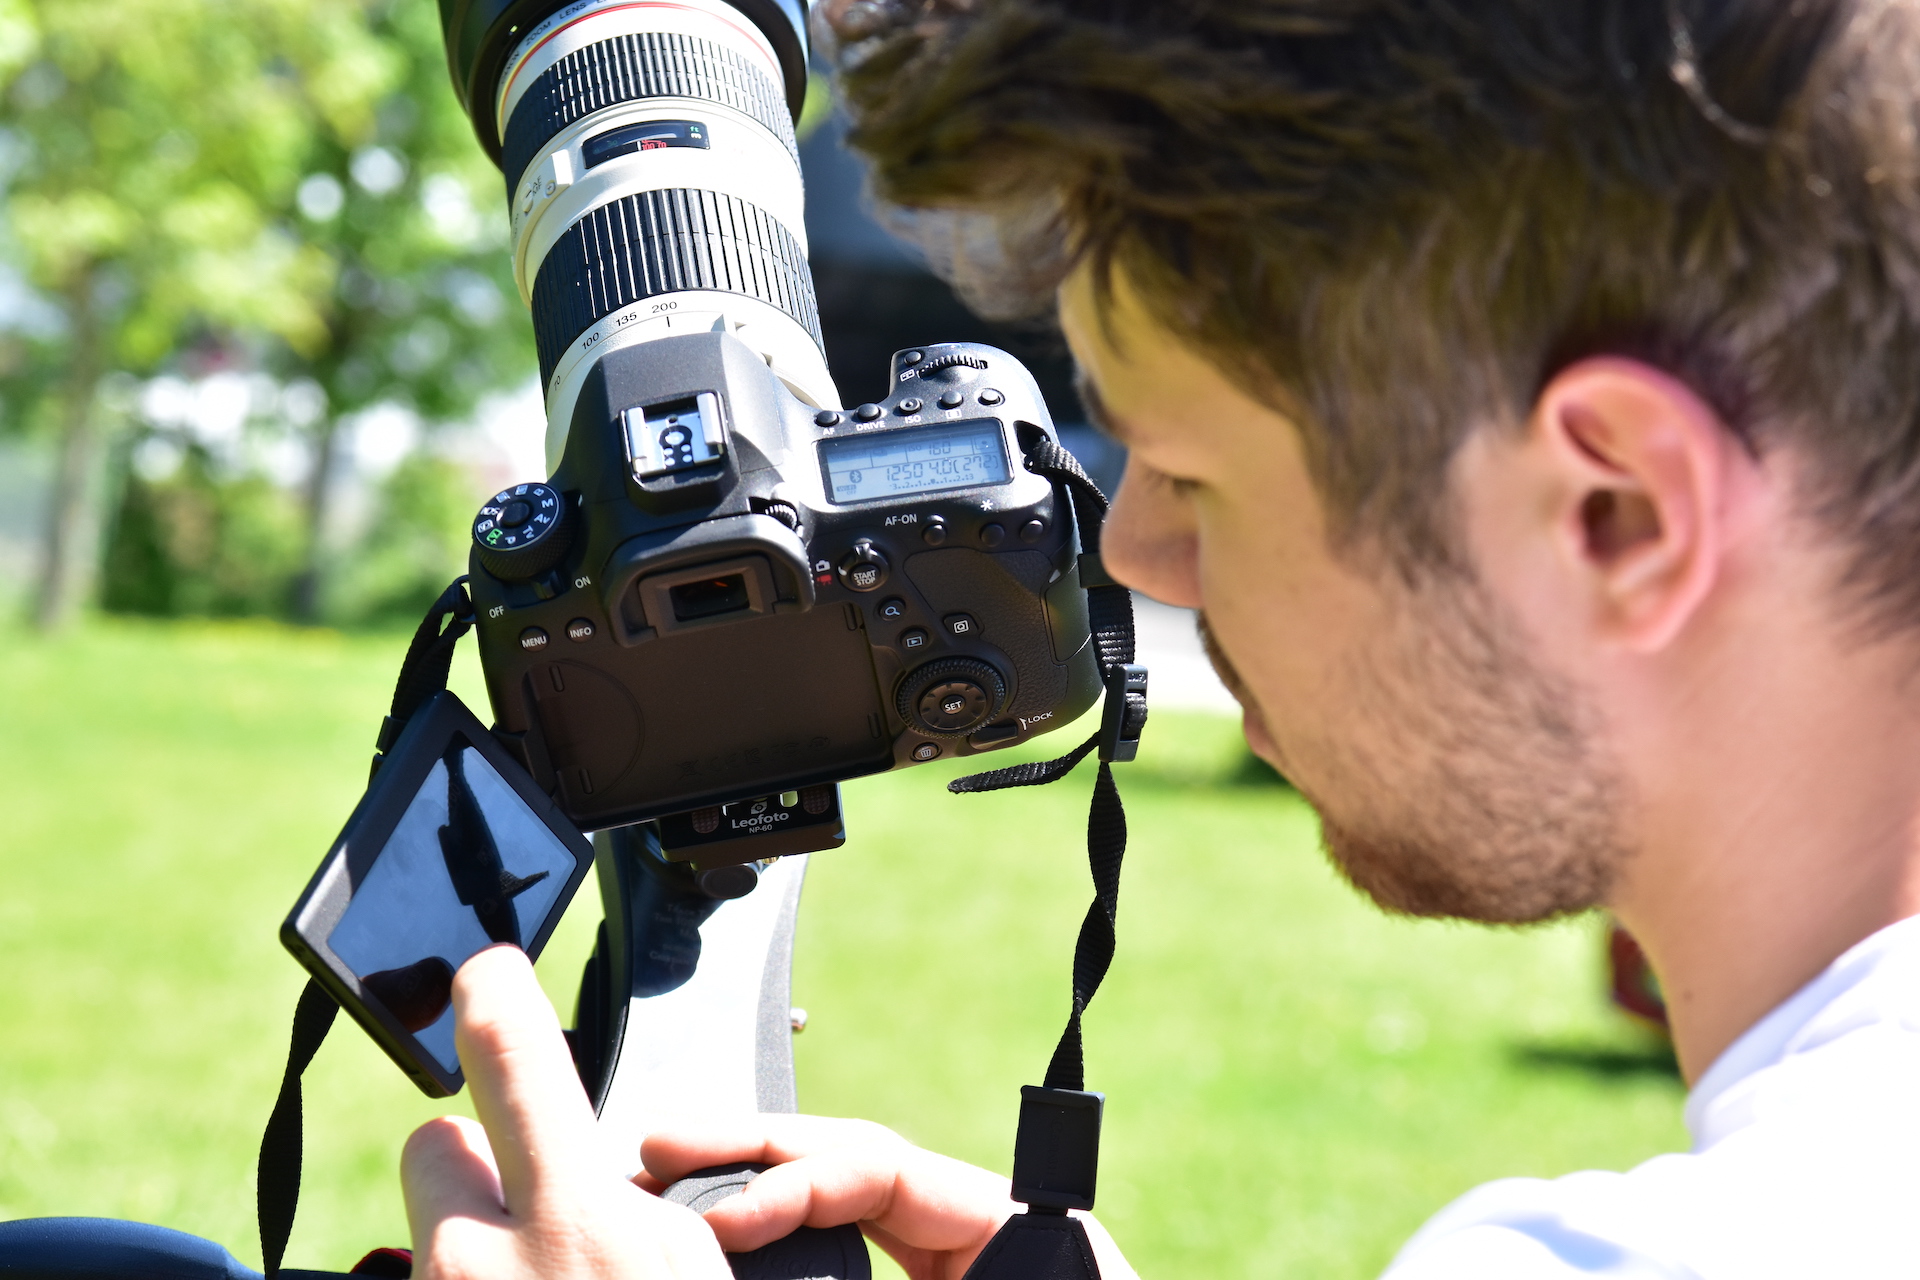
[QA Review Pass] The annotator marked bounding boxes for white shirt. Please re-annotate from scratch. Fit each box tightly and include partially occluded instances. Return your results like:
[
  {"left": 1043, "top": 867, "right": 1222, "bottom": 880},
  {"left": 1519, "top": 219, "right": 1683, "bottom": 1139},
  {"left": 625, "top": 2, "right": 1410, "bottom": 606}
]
[{"left": 1381, "top": 915, "right": 1920, "bottom": 1279}]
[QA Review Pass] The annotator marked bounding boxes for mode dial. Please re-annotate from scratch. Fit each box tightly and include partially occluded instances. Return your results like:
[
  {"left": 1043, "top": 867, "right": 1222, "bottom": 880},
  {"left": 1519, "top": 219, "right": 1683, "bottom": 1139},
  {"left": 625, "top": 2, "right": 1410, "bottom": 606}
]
[
  {"left": 472, "top": 483, "right": 573, "bottom": 582},
  {"left": 897, "top": 657, "right": 1008, "bottom": 738}
]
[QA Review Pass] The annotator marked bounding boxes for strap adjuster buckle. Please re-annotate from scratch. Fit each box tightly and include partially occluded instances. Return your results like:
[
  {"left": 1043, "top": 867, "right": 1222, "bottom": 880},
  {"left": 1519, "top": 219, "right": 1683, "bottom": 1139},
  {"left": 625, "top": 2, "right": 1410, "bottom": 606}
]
[{"left": 1097, "top": 664, "right": 1148, "bottom": 763}]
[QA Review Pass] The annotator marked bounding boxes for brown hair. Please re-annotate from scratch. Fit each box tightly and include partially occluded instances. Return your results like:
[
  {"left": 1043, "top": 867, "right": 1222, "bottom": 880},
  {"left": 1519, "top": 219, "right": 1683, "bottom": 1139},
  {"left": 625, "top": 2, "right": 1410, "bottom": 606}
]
[{"left": 829, "top": 0, "right": 1920, "bottom": 616}]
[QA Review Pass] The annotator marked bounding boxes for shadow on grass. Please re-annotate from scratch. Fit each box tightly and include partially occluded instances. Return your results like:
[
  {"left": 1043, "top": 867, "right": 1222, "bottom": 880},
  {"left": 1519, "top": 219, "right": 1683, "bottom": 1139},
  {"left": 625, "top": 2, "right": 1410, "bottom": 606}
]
[{"left": 1511, "top": 1038, "right": 1681, "bottom": 1082}]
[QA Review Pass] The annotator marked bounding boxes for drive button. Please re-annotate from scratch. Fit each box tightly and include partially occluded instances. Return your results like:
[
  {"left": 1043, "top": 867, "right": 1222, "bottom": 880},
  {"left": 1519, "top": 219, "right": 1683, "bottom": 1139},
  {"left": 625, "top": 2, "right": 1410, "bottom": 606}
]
[{"left": 837, "top": 539, "right": 890, "bottom": 592}]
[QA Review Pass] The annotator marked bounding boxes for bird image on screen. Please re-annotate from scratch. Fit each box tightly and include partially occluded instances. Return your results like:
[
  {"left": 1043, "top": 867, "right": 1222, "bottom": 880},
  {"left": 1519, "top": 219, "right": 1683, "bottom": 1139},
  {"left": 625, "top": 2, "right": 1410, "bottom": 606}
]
[{"left": 438, "top": 741, "right": 550, "bottom": 947}]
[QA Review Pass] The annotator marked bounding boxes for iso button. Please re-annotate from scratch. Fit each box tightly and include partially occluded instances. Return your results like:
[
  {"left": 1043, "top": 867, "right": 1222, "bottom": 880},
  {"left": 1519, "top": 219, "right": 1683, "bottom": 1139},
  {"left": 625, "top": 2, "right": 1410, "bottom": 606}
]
[{"left": 837, "top": 539, "right": 890, "bottom": 592}]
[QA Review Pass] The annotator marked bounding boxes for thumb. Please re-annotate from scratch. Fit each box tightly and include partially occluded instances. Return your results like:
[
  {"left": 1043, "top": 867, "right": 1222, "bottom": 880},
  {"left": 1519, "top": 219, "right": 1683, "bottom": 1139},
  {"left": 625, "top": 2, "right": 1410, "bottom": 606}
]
[{"left": 403, "top": 1115, "right": 508, "bottom": 1234}]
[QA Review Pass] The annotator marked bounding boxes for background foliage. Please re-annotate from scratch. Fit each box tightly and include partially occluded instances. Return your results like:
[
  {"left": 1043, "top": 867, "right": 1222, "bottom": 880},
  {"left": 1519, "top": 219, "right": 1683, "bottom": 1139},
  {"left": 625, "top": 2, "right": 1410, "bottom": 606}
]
[{"left": 0, "top": 0, "right": 531, "bottom": 630}]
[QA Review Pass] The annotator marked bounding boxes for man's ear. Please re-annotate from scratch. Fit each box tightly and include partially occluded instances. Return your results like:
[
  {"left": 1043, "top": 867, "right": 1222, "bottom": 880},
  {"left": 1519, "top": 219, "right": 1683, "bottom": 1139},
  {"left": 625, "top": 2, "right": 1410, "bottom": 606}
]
[{"left": 1530, "top": 356, "right": 1737, "bottom": 652}]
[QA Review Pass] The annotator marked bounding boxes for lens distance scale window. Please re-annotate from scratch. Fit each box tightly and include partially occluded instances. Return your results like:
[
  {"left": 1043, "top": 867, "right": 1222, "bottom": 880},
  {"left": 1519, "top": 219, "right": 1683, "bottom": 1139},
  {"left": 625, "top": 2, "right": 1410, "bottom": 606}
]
[
  {"left": 583, "top": 119, "right": 711, "bottom": 169},
  {"left": 819, "top": 418, "right": 1012, "bottom": 504}
]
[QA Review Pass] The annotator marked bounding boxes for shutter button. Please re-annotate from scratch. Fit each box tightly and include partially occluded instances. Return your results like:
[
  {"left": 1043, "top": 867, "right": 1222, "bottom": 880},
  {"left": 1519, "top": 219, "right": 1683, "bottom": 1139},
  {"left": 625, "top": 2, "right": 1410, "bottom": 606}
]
[{"left": 837, "top": 539, "right": 890, "bottom": 591}]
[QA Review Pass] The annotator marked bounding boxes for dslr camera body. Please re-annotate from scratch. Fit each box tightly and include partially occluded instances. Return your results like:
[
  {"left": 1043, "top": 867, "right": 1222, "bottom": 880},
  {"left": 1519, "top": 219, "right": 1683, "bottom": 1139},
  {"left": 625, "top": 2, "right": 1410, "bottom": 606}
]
[
  {"left": 468, "top": 334, "right": 1102, "bottom": 839},
  {"left": 439, "top": 0, "right": 1104, "bottom": 861}
]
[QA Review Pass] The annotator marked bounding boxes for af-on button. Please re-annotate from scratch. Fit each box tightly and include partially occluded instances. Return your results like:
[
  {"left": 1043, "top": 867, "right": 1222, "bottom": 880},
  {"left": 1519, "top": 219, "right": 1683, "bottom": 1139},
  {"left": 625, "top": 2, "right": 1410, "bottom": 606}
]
[{"left": 837, "top": 539, "right": 890, "bottom": 592}]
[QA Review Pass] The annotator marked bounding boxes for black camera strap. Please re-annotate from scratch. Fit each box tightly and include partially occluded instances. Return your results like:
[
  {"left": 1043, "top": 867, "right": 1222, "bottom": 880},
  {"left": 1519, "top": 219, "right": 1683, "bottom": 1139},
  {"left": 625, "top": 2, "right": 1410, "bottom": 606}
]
[
  {"left": 952, "top": 441, "right": 1147, "bottom": 1280},
  {"left": 255, "top": 578, "right": 476, "bottom": 1278}
]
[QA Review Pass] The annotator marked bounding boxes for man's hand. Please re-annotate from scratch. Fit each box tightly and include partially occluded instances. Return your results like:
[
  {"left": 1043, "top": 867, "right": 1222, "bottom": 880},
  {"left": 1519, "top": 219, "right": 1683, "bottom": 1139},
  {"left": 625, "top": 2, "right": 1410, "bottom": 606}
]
[
  {"left": 401, "top": 945, "right": 731, "bottom": 1280},
  {"left": 640, "top": 1118, "right": 1140, "bottom": 1280}
]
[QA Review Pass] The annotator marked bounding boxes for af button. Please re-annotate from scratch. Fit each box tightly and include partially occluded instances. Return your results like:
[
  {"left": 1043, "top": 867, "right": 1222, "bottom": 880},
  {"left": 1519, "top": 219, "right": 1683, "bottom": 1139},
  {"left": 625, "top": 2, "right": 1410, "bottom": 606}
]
[{"left": 837, "top": 539, "right": 890, "bottom": 592}]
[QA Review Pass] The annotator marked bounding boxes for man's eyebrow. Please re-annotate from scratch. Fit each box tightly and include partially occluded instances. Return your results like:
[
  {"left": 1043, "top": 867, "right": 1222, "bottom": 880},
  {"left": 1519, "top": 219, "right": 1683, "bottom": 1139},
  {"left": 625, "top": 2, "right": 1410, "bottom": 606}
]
[{"left": 1074, "top": 371, "right": 1134, "bottom": 445}]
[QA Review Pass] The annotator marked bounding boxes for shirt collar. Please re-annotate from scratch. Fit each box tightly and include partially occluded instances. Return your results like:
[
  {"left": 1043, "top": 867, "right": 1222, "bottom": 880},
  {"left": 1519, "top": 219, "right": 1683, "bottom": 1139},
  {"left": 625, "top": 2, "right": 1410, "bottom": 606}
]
[{"left": 1684, "top": 912, "right": 1920, "bottom": 1150}]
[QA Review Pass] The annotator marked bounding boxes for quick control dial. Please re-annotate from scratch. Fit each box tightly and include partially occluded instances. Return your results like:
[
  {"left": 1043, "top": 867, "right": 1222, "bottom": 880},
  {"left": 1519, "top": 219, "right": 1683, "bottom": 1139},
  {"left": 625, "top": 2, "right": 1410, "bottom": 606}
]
[
  {"left": 897, "top": 657, "right": 1008, "bottom": 737},
  {"left": 472, "top": 483, "right": 573, "bottom": 582}
]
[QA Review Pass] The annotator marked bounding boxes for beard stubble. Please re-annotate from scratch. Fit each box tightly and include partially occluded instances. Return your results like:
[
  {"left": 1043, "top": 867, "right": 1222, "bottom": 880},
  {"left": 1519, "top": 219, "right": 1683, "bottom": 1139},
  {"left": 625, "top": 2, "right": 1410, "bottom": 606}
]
[{"left": 1198, "top": 579, "right": 1631, "bottom": 925}]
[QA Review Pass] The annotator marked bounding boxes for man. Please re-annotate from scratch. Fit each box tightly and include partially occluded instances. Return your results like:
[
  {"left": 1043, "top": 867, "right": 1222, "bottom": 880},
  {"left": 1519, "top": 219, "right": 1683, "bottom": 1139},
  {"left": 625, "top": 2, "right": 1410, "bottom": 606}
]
[{"left": 399, "top": 0, "right": 1920, "bottom": 1275}]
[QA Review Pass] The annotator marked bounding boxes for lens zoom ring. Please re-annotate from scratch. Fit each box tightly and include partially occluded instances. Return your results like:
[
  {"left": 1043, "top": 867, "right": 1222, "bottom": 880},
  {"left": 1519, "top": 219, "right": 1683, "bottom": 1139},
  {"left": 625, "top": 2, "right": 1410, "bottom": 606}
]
[
  {"left": 504, "top": 32, "right": 798, "bottom": 190},
  {"left": 532, "top": 188, "right": 823, "bottom": 386}
]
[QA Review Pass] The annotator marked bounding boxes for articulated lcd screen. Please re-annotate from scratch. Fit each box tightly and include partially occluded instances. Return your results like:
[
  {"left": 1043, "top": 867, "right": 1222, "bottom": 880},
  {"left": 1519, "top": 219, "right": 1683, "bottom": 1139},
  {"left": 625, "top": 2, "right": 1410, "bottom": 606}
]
[
  {"left": 818, "top": 418, "right": 1012, "bottom": 504},
  {"left": 325, "top": 738, "right": 576, "bottom": 1072}
]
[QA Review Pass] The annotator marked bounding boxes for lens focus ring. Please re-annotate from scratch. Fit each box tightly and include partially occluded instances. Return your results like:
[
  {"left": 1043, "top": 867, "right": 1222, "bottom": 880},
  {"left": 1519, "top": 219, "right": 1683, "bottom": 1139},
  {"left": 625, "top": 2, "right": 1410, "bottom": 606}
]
[
  {"left": 531, "top": 188, "right": 823, "bottom": 386},
  {"left": 502, "top": 32, "right": 797, "bottom": 193}
]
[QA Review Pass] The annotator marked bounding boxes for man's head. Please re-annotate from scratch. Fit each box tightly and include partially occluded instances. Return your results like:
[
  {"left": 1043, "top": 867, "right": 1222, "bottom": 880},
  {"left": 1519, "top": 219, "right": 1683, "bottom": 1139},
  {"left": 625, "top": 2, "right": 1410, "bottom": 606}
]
[{"left": 827, "top": 0, "right": 1920, "bottom": 924}]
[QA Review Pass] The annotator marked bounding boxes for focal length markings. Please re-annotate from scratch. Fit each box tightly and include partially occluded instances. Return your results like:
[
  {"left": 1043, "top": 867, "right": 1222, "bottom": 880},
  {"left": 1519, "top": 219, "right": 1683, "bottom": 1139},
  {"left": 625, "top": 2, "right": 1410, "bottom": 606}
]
[{"left": 818, "top": 418, "right": 1014, "bottom": 504}]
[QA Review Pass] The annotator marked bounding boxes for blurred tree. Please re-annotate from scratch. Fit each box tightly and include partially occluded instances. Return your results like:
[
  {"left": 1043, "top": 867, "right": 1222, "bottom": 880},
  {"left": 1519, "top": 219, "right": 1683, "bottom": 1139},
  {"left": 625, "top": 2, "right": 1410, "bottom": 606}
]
[
  {"left": 271, "top": 0, "right": 530, "bottom": 621},
  {"left": 325, "top": 448, "right": 475, "bottom": 626},
  {"left": 101, "top": 439, "right": 306, "bottom": 617},
  {"left": 0, "top": 0, "right": 531, "bottom": 629},
  {"left": 0, "top": 0, "right": 341, "bottom": 630}
]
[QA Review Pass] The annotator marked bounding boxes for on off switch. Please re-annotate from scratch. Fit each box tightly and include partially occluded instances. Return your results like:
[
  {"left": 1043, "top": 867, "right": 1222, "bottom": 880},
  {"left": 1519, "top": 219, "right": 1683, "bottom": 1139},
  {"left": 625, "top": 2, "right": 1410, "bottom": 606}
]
[{"left": 838, "top": 539, "right": 889, "bottom": 592}]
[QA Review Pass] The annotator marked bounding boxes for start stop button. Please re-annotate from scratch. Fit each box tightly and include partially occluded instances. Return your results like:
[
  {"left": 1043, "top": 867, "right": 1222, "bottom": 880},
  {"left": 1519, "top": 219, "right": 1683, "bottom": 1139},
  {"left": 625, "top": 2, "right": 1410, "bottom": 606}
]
[{"left": 837, "top": 539, "right": 889, "bottom": 592}]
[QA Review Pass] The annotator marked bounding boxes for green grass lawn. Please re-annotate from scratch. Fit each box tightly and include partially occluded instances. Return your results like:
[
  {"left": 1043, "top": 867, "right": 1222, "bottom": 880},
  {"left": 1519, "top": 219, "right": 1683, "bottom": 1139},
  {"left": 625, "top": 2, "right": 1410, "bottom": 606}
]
[{"left": 0, "top": 619, "right": 1686, "bottom": 1277}]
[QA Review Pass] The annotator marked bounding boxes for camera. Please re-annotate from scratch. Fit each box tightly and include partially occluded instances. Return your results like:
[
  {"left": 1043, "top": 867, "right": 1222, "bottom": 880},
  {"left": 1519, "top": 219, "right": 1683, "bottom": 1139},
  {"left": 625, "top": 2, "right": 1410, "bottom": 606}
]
[{"left": 438, "top": 0, "right": 1104, "bottom": 851}]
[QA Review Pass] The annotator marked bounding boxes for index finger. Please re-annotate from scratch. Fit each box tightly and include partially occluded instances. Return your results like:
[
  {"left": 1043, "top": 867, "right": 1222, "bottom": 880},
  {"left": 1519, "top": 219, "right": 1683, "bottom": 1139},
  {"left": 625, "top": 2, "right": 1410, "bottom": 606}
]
[{"left": 451, "top": 943, "right": 600, "bottom": 1212}]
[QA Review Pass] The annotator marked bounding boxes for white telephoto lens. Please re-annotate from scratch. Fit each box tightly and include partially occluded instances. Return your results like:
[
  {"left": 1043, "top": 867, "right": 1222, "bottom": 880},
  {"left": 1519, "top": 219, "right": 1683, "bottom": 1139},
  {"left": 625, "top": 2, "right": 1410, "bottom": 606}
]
[{"left": 496, "top": 0, "right": 836, "bottom": 472}]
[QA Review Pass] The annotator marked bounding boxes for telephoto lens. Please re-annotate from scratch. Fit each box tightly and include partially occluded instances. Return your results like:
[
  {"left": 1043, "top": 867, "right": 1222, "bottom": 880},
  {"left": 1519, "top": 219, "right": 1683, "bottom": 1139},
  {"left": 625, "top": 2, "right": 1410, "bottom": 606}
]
[{"left": 441, "top": 0, "right": 831, "bottom": 472}]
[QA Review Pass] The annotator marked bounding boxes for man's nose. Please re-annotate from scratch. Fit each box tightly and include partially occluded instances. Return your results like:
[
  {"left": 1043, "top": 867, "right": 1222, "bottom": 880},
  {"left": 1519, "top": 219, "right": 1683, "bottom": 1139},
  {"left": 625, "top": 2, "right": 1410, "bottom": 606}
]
[{"left": 1101, "top": 460, "right": 1202, "bottom": 609}]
